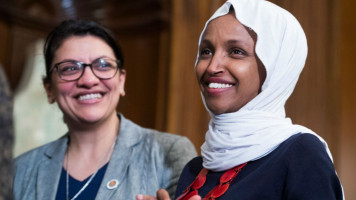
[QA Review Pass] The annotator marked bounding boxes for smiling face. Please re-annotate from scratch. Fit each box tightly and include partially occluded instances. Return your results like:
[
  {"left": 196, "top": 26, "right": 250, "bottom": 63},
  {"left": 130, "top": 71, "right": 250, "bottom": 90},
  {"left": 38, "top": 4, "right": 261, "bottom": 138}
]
[
  {"left": 45, "top": 35, "right": 126, "bottom": 127},
  {"left": 196, "top": 12, "right": 266, "bottom": 115}
]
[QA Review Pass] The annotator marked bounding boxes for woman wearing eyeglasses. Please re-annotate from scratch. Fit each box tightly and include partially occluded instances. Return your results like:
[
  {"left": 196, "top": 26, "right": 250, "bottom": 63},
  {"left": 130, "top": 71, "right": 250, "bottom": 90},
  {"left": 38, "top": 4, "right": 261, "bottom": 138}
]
[{"left": 12, "top": 19, "right": 196, "bottom": 200}]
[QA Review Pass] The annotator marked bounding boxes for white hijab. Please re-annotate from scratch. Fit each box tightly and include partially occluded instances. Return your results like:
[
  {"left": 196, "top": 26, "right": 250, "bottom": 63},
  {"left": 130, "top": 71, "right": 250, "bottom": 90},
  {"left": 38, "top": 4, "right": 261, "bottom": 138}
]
[{"left": 198, "top": 0, "right": 333, "bottom": 172}]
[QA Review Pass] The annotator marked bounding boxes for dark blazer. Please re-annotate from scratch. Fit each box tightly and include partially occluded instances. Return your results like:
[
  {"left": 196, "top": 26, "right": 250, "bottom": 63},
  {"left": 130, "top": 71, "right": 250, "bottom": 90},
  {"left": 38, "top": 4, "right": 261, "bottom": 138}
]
[{"left": 13, "top": 114, "right": 197, "bottom": 200}]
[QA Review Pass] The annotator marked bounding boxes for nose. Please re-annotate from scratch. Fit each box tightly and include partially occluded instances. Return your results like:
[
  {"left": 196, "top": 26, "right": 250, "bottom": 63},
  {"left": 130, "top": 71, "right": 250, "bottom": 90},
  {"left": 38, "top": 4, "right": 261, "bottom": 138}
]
[
  {"left": 76, "top": 66, "right": 100, "bottom": 87},
  {"left": 206, "top": 52, "right": 225, "bottom": 75}
]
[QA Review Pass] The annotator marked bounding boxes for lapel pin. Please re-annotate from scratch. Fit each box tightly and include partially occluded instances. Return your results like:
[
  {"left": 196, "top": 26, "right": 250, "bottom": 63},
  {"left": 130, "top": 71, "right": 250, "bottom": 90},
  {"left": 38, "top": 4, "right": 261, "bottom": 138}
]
[{"left": 107, "top": 179, "right": 119, "bottom": 189}]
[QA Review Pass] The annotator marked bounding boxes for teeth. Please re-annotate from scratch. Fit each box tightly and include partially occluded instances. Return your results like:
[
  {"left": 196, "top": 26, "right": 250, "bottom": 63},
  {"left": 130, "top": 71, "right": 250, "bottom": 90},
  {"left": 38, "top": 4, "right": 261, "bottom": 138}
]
[
  {"left": 78, "top": 93, "right": 102, "bottom": 101},
  {"left": 208, "top": 83, "right": 233, "bottom": 89}
]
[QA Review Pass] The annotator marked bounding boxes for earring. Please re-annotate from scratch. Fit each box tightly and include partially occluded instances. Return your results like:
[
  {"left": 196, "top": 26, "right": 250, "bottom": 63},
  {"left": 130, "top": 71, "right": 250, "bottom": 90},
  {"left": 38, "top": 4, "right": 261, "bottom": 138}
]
[
  {"left": 48, "top": 97, "right": 55, "bottom": 104},
  {"left": 120, "top": 89, "right": 125, "bottom": 96}
]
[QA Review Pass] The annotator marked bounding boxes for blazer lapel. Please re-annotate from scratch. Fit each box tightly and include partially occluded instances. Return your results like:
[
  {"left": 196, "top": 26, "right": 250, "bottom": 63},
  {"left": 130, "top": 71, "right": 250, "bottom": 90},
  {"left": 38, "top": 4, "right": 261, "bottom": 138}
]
[
  {"left": 95, "top": 114, "right": 143, "bottom": 199},
  {"left": 95, "top": 143, "right": 134, "bottom": 199},
  {"left": 36, "top": 136, "right": 67, "bottom": 200}
]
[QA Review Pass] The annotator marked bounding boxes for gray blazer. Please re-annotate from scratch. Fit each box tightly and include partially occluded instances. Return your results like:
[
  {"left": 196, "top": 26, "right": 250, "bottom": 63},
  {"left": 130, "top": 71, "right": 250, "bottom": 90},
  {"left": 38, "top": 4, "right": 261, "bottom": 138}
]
[{"left": 13, "top": 114, "right": 197, "bottom": 200}]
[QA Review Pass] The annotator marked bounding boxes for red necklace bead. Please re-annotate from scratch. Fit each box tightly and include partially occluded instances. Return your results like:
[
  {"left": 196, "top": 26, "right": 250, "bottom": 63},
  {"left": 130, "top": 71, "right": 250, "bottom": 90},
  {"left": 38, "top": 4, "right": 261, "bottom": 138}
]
[
  {"left": 176, "top": 163, "right": 247, "bottom": 200},
  {"left": 220, "top": 168, "right": 238, "bottom": 183},
  {"left": 209, "top": 184, "right": 229, "bottom": 198},
  {"left": 192, "top": 176, "right": 207, "bottom": 189}
]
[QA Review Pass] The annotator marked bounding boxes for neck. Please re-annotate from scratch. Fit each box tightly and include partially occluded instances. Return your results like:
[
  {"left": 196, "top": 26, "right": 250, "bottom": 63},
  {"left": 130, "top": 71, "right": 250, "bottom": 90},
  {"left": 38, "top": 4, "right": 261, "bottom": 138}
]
[
  {"left": 66, "top": 113, "right": 119, "bottom": 163},
  {"left": 64, "top": 114, "right": 119, "bottom": 181}
]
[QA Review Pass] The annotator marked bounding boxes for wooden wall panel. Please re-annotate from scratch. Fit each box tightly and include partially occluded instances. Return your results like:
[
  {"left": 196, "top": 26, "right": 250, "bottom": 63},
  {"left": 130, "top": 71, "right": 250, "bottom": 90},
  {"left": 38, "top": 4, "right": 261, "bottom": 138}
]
[
  {"left": 0, "top": 0, "right": 170, "bottom": 131},
  {"left": 7, "top": 26, "right": 47, "bottom": 92},
  {"left": 167, "top": 1, "right": 355, "bottom": 198},
  {"left": 100, "top": 0, "right": 171, "bottom": 130},
  {"left": 167, "top": 0, "right": 343, "bottom": 156},
  {"left": 0, "top": 0, "right": 354, "bottom": 197},
  {"left": 0, "top": 21, "right": 9, "bottom": 66},
  {"left": 339, "top": 0, "right": 356, "bottom": 198},
  {"left": 166, "top": 0, "right": 223, "bottom": 151},
  {"left": 270, "top": 0, "right": 341, "bottom": 154},
  {"left": 116, "top": 31, "right": 163, "bottom": 129}
]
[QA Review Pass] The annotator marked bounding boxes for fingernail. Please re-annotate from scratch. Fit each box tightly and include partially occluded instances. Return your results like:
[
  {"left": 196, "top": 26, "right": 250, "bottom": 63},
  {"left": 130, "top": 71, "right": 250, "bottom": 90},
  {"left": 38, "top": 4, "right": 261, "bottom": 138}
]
[{"left": 136, "top": 194, "right": 143, "bottom": 200}]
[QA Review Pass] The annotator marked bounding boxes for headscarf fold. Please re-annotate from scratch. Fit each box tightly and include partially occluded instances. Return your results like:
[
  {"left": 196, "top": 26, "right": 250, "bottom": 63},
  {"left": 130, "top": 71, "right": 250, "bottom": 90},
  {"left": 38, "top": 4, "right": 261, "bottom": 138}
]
[{"left": 197, "top": 0, "right": 333, "bottom": 172}]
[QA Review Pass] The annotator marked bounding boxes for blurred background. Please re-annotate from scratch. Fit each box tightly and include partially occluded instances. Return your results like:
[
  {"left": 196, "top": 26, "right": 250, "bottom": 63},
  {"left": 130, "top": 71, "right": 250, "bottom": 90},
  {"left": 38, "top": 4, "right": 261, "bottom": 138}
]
[{"left": 0, "top": 0, "right": 354, "bottom": 198}]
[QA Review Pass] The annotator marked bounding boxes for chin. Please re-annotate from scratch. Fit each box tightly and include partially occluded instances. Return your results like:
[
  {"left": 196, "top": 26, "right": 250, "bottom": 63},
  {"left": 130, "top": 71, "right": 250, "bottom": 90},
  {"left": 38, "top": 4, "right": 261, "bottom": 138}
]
[
  {"left": 207, "top": 105, "right": 226, "bottom": 115},
  {"left": 207, "top": 104, "right": 242, "bottom": 115},
  {"left": 71, "top": 111, "right": 107, "bottom": 124}
]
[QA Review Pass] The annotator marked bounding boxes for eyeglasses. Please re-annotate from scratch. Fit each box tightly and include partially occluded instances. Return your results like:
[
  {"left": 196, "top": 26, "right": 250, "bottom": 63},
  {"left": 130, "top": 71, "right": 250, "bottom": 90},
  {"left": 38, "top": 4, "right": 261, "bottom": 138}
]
[{"left": 50, "top": 57, "right": 121, "bottom": 81}]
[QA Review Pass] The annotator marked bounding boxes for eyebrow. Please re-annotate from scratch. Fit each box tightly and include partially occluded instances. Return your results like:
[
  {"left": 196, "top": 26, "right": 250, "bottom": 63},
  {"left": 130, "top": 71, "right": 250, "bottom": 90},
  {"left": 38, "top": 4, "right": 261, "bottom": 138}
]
[
  {"left": 56, "top": 56, "right": 109, "bottom": 64},
  {"left": 200, "top": 39, "right": 212, "bottom": 47},
  {"left": 55, "top": 59, "right": 79, "bottom": 64},
  {"left": 224, "top": 39, "right": 249, "bottom": 48},
  {"left": 199, "top": 39, "right": 249, "bottom": 50},
  {"left": 200, "top": 39, "right": 249, "bottom": 47}
]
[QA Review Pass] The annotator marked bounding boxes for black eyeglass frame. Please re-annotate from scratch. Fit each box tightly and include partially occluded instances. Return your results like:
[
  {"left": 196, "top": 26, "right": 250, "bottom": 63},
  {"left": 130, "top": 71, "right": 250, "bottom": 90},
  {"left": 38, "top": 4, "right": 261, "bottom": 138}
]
[{"left": 49, "top": 58, "right": 122, "bottom": 81}]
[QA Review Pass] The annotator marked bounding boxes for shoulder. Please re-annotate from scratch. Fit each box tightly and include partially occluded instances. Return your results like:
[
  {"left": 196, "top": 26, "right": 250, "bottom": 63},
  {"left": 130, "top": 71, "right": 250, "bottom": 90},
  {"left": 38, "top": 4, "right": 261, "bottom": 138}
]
[
  {"left": 140, "top": 127, "right": 197, "bottom": 166},
  {"left": 175, "top": 156, "right": 202, "bottom": 198},
  {"left": 13, "top": 136, "right": 66, "bottom": 198},
  {"left": 285, "top": 133, "right": 326, "bottom": 148},
  {"left": 276, "top": 134, "right": 343, "bottom": 199},
  {"left": 185, "top": 156, "right": 203, "bottom": 167},
  {"left": 264, "top": 133, "right": 337, "bottom": 180},
  {"left": 14, "top": 136, "right": 66, "bottom": 173},
  {"left": 151, "top": 131, "right": 194, "bottom": 152},
  {"left": 182, "top": 156, "right": 203, "bottom": 175},
  {"left": 120, "top": 113, "right": 196, "bottom": 156},
  {"left": 281, "top": 133, "right": 325, "bottom": 149},
  {"left": 278, "top": 133, "right": 332, "bottom": 164},
  {"left": 118, "top": 114, "right": 197, "bottom": 197}
]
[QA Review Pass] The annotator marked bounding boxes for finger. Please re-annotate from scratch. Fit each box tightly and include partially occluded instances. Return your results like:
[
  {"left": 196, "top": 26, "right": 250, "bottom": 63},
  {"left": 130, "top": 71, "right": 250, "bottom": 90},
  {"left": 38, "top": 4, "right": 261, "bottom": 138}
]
[
  {"left": 156, "top": 189, "right": 171, "bottom": 200},
  {"left": 136, "top": 194, "right": 157, "bottom": 200},
  {"left": 189, "top": 195, "right": 202, "bottom": 200}
]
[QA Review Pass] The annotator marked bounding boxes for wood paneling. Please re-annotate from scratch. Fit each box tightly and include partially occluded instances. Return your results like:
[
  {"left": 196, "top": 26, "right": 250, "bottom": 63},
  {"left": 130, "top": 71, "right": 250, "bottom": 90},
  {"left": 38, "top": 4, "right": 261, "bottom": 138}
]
[
  {"left": 7, "top": 26, "right": 47, "bottom": 92},
  {"left": 0, "top": 21, "right": 9, "bottom": 67},
  {"left": 339, "top": 0, "right": 356, "bottom": 198},
  {"left": 0, "top": 0, "right": 354, "bottom": 198},
  {"left": 166, "top": 0, "right": 223, "bottom": 150},
  {"left": 166, "top": 0, "right": 344, "bottom": 157},
  {"left": 166, "top": 0, "right": 355, "bottom": 198},
  {"left": 0, "top": 0, "right": 170, "bottom": 130},
  {"left": 102, "top": 0, "right": 171, "bottom": 129},
  {"left": 270, "top": 0, "right": 341, "bottom": 155},
  {"left": 116, "top": 30, "right": 166, "bottom": 129}
]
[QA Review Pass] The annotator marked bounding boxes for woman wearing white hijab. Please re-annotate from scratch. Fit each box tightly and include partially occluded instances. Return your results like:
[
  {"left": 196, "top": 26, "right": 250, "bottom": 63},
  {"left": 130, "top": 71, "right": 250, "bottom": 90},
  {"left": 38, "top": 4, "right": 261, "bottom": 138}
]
[{"left": 137, "top": 0, "right": 343, "bottom": 199}]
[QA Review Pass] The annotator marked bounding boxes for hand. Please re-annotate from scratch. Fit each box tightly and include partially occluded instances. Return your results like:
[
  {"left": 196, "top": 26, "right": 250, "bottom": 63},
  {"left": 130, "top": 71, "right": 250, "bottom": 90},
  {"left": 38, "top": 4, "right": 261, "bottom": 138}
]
[
  {"left": 184, "top": 195, "right": 201, "bottom": 200},
  {"left": 136, "top": 189, "right": 201, "bottom": 200},
  {"left": 136, "top": 189, "right": 170, "bottom": 200}
]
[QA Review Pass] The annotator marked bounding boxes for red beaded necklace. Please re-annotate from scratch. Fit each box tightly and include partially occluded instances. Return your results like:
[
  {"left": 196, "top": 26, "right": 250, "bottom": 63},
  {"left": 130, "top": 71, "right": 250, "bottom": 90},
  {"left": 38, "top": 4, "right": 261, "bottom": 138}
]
[{"left": 176, "top": 163, "right": 247, "bottom": 200}]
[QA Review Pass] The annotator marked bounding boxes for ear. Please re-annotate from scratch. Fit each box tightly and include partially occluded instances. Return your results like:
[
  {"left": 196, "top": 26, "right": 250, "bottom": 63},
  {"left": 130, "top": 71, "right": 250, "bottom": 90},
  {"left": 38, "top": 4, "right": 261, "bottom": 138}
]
[
  {"left": 118, "top": 69, "right": 126, "bottom": 96},
  {"left": 43, "top": 82, "right": 56, "bottom": 104}
]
